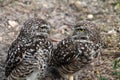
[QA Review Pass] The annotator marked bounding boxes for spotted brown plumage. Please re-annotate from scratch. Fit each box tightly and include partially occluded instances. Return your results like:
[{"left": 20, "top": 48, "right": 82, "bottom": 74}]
[
  {"left": 50, "top": 21, "right": 102, "bottom": 80},
  {"left": 5, "top": 18, "right": 53, "bottom": 80}
]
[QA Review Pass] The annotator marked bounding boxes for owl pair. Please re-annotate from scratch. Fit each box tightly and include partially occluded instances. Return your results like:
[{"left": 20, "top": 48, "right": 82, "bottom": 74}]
[{"left": 5, "top": 18, "right": 102, "bottom": 80}]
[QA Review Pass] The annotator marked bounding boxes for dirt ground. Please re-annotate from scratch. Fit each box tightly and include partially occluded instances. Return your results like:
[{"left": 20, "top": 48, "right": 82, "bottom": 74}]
[{"left": 0, "top": 0, "right": 120, "bottom": 80}]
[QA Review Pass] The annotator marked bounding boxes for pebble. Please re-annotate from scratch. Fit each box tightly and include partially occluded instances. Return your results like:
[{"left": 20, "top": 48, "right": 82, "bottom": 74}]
[
  {"left": 108, "top": 29, "right": 117, "bottom": 34},
  {"left": 15, "top": 27, "right": 20, "bottom": 31},
  {"left": 0, "top": 37, "right": 2, "bottom": 41},
  {"left": 87, "top": 14, "right": 94, "bottom": 19},
  {"left": 93, "top": 0, "right": 97, "bottom": 1},
  {"left": 43, "top": 4, "right": 48, "bottom": 8},
  {"left": 8, "top": 20, "right": 18, "bottom": 28},
  {"left": 74, "top": 1, "right": 81, "bottom": 7},
  {"left": 72, "top": 1, "right": 82, "bottom": 11},
  {"left": 74, "top": 1, "right": 87, "bottom": 8},
  {"left": 8, "top": 25, "right": 12, "bottom": 28}
]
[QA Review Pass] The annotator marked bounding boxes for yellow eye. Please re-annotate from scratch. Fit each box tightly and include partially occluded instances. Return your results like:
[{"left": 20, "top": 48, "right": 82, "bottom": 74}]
[{"left": 79, "top": 29, "right": 84, "bottom": 32}]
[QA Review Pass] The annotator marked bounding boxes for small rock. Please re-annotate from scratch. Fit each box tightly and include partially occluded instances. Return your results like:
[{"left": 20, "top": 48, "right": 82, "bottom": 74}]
[
  {"left": 73, "top": 1, "right": 87, "bottom": 9},
  {"left": 87, "top": 14, "right": 94, "bottom": 19},
  {"left": 93, "top": 0, "right": 97, "bottom": 1},
  {"left": 8, "top": 20, "right": 18, "bottom": 28},
  {"left": 0, "top": 37, "right": 2, "bottom": 41},
  {"left": 43, "top": 4, "right": 48, "bottom": 8},
  {"left": 71, "top": 1, "right": 82, "bottom": 11},
  {"left": 74, "top": 1, "right": 81, "bottom": 7},
  {"left": 108, "top": 29, "right": 117, "bottom": 34},
  {"left": 15, "top": 27, "right": 20, "bottom": 31},
  {"left": 8, "top": 25, "right": 12, "bottom": 28}
]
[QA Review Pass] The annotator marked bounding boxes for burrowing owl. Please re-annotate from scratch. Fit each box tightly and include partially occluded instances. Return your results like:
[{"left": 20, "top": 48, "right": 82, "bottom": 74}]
[
  {"left": 5, "top": 18, "right": 53, "bottom": 80},
  {"left": 50, "top": 21, "right": 102, "bottom": 80}
]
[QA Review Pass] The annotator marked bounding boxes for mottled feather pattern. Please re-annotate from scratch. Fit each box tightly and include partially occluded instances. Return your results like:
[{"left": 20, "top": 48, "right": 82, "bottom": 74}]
[
  {"left": 5, "top": 18, "right": 53, "bottom": 80},
  {"left": 49, "top": 21, "right": 102, "bottom": 79},
  {"left": 5, "top": 19, "right": 102, "bottom": 80},
  {"left": 51, "top": 36, "right": 99, "bottom": 76}
]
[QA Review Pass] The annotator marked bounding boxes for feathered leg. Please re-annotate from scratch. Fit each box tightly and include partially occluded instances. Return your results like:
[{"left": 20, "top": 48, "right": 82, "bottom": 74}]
[{"left": 68, "top": 74, "right": 73, "bottom": 80}]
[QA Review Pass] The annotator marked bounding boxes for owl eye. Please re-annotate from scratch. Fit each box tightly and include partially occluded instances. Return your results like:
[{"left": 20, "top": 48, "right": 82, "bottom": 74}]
[
  {"left": 78, "top": 29, "right": 85, "bottom": 32},
  {"left": 41, "top": 24, "right": 50, "bottom": 29}
]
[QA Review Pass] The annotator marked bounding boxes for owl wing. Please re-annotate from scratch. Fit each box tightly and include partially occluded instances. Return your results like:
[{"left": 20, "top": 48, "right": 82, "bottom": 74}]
[
  {"left": 5, "top": 40, "right": 25, "bottom": 77},
  {"left": 51, "top": 37, "right": 77, "bottom": 66}
]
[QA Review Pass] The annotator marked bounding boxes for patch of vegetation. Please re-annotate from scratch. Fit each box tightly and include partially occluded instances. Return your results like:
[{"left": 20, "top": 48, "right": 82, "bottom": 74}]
[
  {"left": 97, "top": 75, "right": 108, "bottom": 80},
  {"left": 98, "top": 58, "right": 120, "bottom": 80},
  {"left": 114, "top": 0, "right": 120, "bottom": 10},
  {"left": 112, "top": 58, "right": 120, "bottom": 80}
]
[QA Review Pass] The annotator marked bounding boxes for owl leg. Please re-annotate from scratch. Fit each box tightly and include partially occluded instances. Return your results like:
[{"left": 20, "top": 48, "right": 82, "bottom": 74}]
[
  {"left": 26, "top": 70, "right": 39, "bottom": 80},
  {"left": 74, "top": 75, "right": 78, "bottom": 80},
  {"left": 68, "top": 74, "right": 73, "bottom": 80}
]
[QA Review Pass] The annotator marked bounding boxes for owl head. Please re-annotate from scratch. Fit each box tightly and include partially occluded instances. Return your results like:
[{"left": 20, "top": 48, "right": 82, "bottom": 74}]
[
  {"left": 72, "top": 21, "right": 102, "bottom": 63},
  {"left": 73, "top": 21, "right": 101, "bottom": 44},
  {"left": 20, "top": 18, "right": 51, "bottom": 38}
]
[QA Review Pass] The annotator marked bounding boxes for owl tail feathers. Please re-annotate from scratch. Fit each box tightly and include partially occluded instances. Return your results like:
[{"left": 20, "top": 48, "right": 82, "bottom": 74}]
[{"left": 45, "top": 66, "right": 62, "bottom": 79}]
